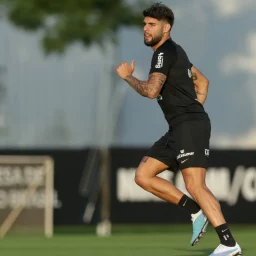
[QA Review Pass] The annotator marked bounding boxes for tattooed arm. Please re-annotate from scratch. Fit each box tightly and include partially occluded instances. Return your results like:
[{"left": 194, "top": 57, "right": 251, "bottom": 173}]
[
  {"left": 191, "top": 65, "right": 209, "bottom": 104},
  {"left": 116, "top": 60, "right": 166, "bottom": 99},
  {"left": 124, "top": 72, "right": 167, "bottom": 99}
]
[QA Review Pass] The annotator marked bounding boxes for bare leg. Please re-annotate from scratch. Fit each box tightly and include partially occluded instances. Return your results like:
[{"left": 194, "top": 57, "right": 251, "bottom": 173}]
[
  {"left": 135, "top": 158, "right": 208, "bottom": 246},
  {"left": 182, "top": 167, "right": 226, "bottom": 227},
  {"left": 135, "top": 157, "right": 184, "bottom": 204}
]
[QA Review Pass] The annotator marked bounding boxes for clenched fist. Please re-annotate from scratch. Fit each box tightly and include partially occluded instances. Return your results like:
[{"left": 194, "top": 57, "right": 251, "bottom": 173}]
[{"left": 116, "top": 60, "right": 135, "bottom": 79}]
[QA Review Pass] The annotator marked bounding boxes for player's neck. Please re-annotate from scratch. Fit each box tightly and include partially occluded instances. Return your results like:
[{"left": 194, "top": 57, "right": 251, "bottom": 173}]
[{"left": 152, "top": 34, "right": 171, "bottom": 51}]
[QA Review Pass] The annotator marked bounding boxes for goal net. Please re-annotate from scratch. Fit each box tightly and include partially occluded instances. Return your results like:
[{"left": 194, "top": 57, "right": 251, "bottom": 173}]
[{"left": 0, "top": 156, "right": 54, "bottom": 238}]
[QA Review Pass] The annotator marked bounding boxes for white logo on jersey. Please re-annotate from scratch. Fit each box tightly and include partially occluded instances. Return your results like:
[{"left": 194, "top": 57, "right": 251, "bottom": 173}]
[
  {"left": 205, "top": 149, "right": 210, "bottom": 157},
  {"left": 188, "top": 69, "right": 192, "bottom": 78},
  {"left": 155, "top": 53, "right": 164, "bottom": 68},
  {"left": 157, "top": 94, "right": 163, "bottom": 101}
]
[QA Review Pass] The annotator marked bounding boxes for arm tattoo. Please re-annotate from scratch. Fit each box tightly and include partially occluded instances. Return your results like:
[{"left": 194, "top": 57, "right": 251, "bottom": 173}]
[
  {"left": 124, "top": 73, "right": 167, "bottom": 97},
  {"left": 195, "top": 90, "right": 205, "bottom": 96},
  {"left": 141, "top": 156, "right": 149, "bottom": 163},
  {"left": 192, "top": 73, "right": 198, "bottom": 80}
]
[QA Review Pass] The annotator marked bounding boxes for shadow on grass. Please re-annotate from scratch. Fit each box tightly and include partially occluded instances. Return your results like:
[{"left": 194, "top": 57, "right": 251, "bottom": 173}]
[
  {"left": 172, "top": 247, "right": 213, "bottom": 256},
  {"left": 175, "top": 247, "right": 247, "bottom": 256}
]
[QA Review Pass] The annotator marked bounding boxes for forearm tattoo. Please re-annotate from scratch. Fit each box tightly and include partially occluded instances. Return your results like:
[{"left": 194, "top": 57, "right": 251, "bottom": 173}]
[
  {"left": 195, "top": 90, "right": 205, "bottom": 96},
  {"left": 141, "top": 156, "right": 149, "bottom": 163},
  {"left": 124, "top": 73, "right": 166, "bottom": 97},
  {"left": 192, "top": 72, "right": 198, "bottom": 80},
  {"left": 193, "top": 73, "right": 206, "bottom": 95}
]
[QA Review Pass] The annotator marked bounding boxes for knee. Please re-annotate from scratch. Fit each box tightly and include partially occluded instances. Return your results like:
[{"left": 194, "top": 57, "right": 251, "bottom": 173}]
[
  {"left": 134, "top": 170, "right": 150, "bottom": 190},
  {"left": 185, "top": 182, "right": 207, "bottom": 197}
]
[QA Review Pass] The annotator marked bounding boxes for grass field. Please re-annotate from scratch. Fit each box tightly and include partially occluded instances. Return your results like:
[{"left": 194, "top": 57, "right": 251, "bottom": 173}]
[{"left": 0, "top": 225, "right": 255, "bottom": 256}]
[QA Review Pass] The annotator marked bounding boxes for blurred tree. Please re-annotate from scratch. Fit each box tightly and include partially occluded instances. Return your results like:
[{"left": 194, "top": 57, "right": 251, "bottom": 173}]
[{"left": 0, "top": 0, "right": 145, "bottom": 55}]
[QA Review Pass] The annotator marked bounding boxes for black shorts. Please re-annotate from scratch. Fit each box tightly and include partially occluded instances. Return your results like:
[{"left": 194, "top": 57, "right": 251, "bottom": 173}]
[{"left": 146, "top": 119, "right": 211, "bottom": 172}]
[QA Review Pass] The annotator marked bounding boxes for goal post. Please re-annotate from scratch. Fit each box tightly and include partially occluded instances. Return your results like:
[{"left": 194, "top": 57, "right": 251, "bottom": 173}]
[{"left": 0, "top": 156, "right": 54, "bottom": 238}]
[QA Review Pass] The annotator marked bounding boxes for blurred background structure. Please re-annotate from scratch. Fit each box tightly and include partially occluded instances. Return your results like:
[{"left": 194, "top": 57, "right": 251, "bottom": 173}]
[{"left": 0, "top": 0, "right": 255, "bottom": 255}]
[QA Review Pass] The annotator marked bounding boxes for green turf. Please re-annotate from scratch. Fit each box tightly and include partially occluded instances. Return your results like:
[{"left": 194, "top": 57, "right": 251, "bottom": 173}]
[{"left": 0, "top": 225, "right": 255, "bottom": 256}]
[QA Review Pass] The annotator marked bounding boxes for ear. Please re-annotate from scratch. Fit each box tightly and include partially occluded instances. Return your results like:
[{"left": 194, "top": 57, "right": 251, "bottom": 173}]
[{"left": 164, "top": 23, "right": 171, "bottom": 33}]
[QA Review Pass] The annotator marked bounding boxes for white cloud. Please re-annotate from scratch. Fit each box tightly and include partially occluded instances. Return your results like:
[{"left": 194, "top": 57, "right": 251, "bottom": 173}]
[
  {"left": 210, "top": 0, "right": 256, "bottom": 18},
  {"left": 173, "top": 1, "right": 208, "bottom": 23},
  {"left": 220, "top": 33, "right": 256, "bottom": 109},
  {"left": 212, "top": 128, "right": 256, "bottom": 149},
  {"left": 216, "top": 33, "right": 256, "bottom": 148},
  {"left": 221, "top": 33, "right": 256, "bottom": 74}
]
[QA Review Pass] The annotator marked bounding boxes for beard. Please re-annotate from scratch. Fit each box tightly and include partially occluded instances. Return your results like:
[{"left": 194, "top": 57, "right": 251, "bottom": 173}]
[{"left": 144, "top": 33, "right": 162, "bottom": 47}]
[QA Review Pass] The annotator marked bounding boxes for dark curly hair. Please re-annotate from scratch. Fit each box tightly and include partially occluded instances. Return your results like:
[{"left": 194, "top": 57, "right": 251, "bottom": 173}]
[{"left": 143, "top": 2, "right": 175, "bottom": 28}]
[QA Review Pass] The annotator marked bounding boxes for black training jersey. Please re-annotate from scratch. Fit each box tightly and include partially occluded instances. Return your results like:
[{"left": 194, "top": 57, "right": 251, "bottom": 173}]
[{"left": 149, "top": 39, "right": 209, "bottom": 126}]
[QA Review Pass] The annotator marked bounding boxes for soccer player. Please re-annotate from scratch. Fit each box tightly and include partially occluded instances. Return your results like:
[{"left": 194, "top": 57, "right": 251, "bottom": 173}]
[{"left": 116, "top": 2, "right": 242, "bottom": 256}]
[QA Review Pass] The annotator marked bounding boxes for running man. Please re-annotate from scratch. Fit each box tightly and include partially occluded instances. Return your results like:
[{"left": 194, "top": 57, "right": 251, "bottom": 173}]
[{"left": 116, "top": 3, "right": 242, "bottom": 256}]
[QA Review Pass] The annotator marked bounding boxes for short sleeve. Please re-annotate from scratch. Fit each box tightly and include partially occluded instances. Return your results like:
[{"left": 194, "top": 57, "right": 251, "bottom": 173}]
[{"left": 149, "top": 47, "right": 176, "bottom": 75}]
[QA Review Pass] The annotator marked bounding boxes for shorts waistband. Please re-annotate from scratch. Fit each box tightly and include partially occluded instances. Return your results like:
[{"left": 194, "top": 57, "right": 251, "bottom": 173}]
[{"left": 168, "top": 112, "right": 210, "bottom": 129}]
